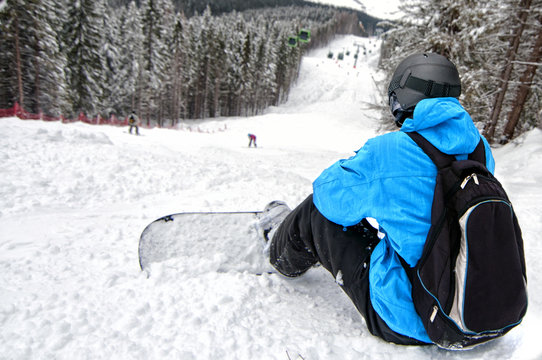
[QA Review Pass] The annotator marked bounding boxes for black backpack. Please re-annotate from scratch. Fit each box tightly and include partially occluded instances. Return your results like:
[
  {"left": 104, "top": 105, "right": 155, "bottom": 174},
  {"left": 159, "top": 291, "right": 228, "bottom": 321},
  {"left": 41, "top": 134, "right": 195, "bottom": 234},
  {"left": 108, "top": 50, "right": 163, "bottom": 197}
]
[{"left": 403, "top": 131, "right": 527, "bottom": 350}]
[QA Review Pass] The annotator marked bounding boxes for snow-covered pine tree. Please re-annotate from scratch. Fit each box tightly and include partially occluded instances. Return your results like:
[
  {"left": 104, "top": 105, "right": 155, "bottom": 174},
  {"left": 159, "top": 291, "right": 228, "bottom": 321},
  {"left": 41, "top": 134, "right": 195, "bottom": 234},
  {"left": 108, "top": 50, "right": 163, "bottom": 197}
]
[
  {"left": 33, "top": 0, "right": 69, "bottom": 117},
  {"left": 250, "top": 33, "right": 270, "bottom": 115},
  {"left": 240, "top": 31, "right": 253, "bottom": 116},
  {"left": 272, "top": 31, "right": 291, "bottom": 107},
  {"left": 140, "top": 0, "right": 174, "bottom": 125},
  {"left": 99, "top": 0, "right": 121, "bottom": 118},
  {"left": 0, "top": 3, "right": 13, "bottom": 109},
  {"left": 156, "top": 0, "right": 176, "bottom": 126},
  {"left": 182, "top": 19, "right": 202, "bottom": 119},
  {"left": 204, "top": 17, "right": 226, "bottom": 118},
  {"left": 221, "top": 13, "right": 246, "bottom": 117},
  {"left": 0, "top": 0, "right": 67, "bottom": 115},
  {"left": 115, "top": 1, "right": 144, "bottom": 117},
  {"left": 484, "top": 0, "right": 533, "bottom": 142},
  {"left": 194, "top": 6, "right": 218, "bottom": 119},
  {"left": 0, "top": 0, "right": 33, "bottom": 111},
  {"left": 166, "top": 12, "right": 186, "bottom": 124},
  {"left": 501, "top": 6, "right": 542, "bottom": 143},
  {"left": 379, "top": 0, "right": 532, "bottom": 135},
  {"left": 63, "top": 0, "right": 105, "bottom": 118}
]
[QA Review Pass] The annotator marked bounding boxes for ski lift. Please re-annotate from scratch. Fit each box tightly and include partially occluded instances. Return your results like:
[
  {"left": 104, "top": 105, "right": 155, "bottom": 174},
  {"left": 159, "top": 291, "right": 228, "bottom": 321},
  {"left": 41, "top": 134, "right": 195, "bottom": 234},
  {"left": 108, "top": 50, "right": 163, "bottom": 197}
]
[
  {"left": 287, "top": 36, "right": 298, "bottom": 47},
  {"left": 338, "top": 52, "right": 344, "bottom": 60},
  {"left": 327, "top": 51, "right": 334, "bottom": 59},
  {"left": 298, "top": 29, "right": 311, "bottom": 43}
]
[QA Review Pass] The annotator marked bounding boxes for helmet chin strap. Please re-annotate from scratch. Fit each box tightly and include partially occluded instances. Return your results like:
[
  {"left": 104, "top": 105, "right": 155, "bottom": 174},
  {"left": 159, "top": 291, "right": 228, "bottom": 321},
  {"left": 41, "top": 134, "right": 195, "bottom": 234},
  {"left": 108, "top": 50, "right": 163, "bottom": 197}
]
[
  {"left": 395, "top": 115, "right": 405, "bottom": 128},
  {"left": 393, "top": 108, "right": 414, "bottom": 128},
  {"left": 389, "top": 92, "right": 414, "bottom": 128}
]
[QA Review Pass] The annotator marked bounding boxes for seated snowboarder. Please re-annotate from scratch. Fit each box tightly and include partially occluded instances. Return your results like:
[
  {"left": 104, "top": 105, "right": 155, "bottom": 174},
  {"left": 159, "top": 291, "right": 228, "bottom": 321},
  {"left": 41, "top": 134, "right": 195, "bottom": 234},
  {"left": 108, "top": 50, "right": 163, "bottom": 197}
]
[{"left": 260, "top": 53, "right": 507, "bottom": 346}]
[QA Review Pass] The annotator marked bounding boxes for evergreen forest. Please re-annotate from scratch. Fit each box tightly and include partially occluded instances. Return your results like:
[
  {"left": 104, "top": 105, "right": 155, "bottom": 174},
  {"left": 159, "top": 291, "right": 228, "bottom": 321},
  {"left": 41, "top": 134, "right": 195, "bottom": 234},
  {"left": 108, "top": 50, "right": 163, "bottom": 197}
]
[
  {"left": 0, "top": 0, "right": 364, "bottom": 126},
  {"left": 1, "top": 0, "right": 540, "bottom": 142},
  {"left": 379, "top": 0, "right": 541, "bottom": 144}
]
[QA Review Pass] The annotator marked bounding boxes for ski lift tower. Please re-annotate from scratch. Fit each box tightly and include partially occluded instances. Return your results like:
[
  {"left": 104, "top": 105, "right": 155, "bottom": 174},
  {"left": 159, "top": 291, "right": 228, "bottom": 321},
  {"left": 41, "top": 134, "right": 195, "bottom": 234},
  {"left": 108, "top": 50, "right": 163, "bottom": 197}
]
[{"left": 353, "top": 42, "right": 366, "bottom": 69}]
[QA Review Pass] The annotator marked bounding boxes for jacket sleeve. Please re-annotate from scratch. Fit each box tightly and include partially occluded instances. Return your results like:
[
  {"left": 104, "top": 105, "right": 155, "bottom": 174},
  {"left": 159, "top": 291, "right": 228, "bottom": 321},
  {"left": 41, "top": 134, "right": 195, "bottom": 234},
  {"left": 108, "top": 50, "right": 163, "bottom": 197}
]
[
  {"left": 313, "top": 140, "right": 377, "bottom": 227},
  {"left": 313, "top": 132, "right": 436, "bottom": 264}
]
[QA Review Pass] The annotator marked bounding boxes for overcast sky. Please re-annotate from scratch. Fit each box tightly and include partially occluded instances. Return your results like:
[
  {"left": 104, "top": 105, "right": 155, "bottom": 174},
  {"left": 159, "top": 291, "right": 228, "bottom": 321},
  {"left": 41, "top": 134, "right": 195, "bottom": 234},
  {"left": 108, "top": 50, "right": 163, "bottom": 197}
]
[{"left": 306, "top": 0, "right": 403, "bottom": 20}]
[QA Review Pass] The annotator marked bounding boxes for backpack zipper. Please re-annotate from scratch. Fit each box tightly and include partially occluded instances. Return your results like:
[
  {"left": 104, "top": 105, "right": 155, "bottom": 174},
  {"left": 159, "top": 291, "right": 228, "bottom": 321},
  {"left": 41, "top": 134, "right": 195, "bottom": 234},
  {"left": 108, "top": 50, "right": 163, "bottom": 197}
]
[
  {"left": 461, "top": 173, "right": 479, "bottom": 189},
  {"left": 430, "top": 305, "right": 439, "bottom": 322}
]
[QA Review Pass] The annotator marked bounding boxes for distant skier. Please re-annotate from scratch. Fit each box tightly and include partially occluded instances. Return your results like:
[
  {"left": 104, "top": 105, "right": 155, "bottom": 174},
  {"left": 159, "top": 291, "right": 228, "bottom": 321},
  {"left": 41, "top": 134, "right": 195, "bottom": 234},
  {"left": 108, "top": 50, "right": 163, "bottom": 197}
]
[
  {"left": 248, "top": 133, "right": 257, "bottom": 147},
  {"left": 128, "top": 111, "right": 140, "bottom": 135}
]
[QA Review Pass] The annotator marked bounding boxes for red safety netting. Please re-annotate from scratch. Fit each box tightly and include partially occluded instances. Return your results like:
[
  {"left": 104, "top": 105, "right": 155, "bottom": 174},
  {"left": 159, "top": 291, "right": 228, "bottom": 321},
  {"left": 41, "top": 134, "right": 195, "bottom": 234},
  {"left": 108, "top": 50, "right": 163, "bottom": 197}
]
[{"left": 0, "top": 103, "right": 130, "bottom": 127}]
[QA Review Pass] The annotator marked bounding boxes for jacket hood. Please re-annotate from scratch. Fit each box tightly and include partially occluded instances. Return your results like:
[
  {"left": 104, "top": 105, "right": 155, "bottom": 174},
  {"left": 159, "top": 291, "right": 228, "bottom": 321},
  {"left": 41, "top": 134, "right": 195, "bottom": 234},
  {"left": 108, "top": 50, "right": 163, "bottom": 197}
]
[{"left": 400, "top": 97, "right": 480, "bottom": 155}]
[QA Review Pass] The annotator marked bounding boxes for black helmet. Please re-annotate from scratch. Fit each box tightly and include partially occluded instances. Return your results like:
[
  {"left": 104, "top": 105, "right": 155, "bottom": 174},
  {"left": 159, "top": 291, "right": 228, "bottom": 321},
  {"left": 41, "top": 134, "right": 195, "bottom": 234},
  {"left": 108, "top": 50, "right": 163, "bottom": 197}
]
[{"left": 388, "top": 53, "right": 461, "bottom": 127}]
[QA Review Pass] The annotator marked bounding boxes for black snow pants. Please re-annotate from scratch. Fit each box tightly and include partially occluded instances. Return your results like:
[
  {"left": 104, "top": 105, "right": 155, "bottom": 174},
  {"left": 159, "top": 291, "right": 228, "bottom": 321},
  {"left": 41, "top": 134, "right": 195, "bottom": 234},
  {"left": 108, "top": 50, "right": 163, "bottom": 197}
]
[{"left": 269, "top": 194, "right": 426, "bottom": 345}]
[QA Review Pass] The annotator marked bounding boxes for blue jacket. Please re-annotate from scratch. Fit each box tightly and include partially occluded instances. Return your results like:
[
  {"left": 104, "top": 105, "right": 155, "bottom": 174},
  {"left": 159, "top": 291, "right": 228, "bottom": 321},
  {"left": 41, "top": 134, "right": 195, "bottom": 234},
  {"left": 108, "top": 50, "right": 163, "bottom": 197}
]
[{"left": 313, "top": 97, "right": 495, "bottom": 342}]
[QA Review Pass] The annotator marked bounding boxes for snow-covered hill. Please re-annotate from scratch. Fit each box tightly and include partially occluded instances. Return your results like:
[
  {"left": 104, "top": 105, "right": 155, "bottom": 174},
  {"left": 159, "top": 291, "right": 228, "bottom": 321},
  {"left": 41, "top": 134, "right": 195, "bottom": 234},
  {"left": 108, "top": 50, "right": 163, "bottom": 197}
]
[{"left": 1, "top": 35, "right": 541, "bottom": 359}]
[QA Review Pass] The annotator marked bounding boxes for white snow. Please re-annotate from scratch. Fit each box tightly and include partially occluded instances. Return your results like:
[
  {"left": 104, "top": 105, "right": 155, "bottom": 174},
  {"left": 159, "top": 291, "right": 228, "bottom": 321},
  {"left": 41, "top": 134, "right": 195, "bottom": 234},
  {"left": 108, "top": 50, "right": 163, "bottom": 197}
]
[{"left": 1, "top": 35, "right": 541, "bottom": 359}]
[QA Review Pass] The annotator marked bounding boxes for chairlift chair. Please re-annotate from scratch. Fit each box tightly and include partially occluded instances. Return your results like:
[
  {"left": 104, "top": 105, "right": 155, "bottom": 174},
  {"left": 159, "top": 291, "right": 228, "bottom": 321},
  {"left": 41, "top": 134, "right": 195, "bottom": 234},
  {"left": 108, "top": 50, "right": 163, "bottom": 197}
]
[
  {"left": 298, "top": 29, "right": 311, "bottom": 43},
  {"left": 287, "top": 36, "right": 298, "bottom": 47}
]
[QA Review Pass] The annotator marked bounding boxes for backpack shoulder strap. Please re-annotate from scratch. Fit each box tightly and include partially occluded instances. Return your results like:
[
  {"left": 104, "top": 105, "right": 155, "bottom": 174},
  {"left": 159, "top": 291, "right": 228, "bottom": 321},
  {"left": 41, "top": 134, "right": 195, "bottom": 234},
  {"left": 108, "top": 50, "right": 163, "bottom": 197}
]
[
  {"left": 468, "top": 138, "right": 486, "bottom": 165},
  {"left": 407, "top": 132, "right": 488, "bottom": 169},
  {"left": 405, "top": 132, "right": 455, "bottom": 169}
]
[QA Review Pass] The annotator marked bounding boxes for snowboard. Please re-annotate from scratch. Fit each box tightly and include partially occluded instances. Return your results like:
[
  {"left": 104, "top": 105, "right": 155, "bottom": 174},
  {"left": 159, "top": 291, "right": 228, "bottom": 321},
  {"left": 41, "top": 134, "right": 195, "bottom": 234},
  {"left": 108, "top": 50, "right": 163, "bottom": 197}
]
[{"left": 138, "top": 211, "right": 274, "bottom": 275}]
